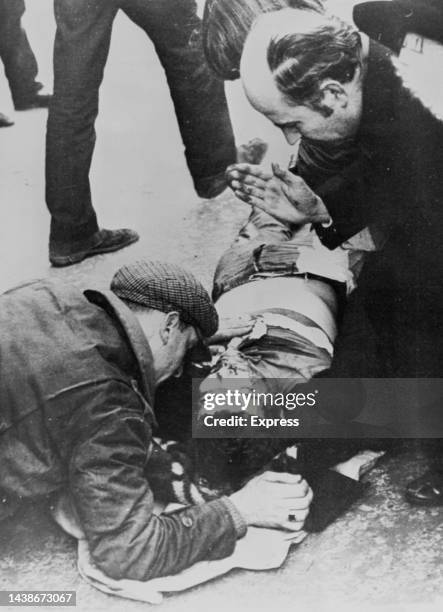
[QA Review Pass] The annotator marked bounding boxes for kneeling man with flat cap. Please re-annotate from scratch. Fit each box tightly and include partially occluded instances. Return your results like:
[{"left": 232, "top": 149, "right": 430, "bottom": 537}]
[{"left": 0, "top": 260, "right": 312, "bottom": 580}]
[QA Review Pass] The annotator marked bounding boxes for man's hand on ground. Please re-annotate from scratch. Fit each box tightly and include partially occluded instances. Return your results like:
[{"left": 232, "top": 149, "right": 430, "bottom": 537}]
[{"left": 229, "top": 471, "right": 313, "bottom": 532}]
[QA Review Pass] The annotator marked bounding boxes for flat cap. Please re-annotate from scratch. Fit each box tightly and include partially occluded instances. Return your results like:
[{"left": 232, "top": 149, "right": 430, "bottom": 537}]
[{"left": 111, "top": 260, "right": 218, "bottom": 337}]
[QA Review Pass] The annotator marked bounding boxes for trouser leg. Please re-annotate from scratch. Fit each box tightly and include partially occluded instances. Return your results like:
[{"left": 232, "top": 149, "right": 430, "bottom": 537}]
[
  {"left": 46, "top": 0, "right": 118, "bottom": 246},
  {"left": 121, "top": 0, "right": 236, "bottom": 187},
  {"left": 0, "top": 0, "right": 41, "bottom": 106}
]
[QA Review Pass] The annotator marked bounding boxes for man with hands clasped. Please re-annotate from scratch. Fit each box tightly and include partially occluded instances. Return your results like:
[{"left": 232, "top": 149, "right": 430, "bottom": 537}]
[
  {"left": 220, "top": 6, "right": 443, "bottom": 390},
  {"left": 228, "top": 161, "right": 331, "bottom": 227}
]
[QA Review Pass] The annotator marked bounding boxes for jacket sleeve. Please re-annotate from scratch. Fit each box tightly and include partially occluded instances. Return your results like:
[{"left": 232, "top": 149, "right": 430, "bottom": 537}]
[
  {"left": 66, "top": 380, "right": 246, "bottom": 581},
  {"left": 306, "top": 93, "right": 432, "bottom": 249},
  {"left": 311, "top": 145, "right": 406, "bottom": 249}
]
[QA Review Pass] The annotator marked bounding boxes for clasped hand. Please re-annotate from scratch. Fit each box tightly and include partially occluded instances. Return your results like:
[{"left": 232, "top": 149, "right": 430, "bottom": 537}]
[
  {"left": 226, "top": 162, "right": 331, "bottom": 226},
  {"left": 230, "top": 471, "right": 313, "bottom": 532}
]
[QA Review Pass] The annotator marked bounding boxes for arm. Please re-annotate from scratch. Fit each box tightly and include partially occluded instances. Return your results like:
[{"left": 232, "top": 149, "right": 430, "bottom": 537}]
[
  {"left": 312, "top": 149, "right": 402, "bottom": 249},
  {"left": 68, "top": 380, "right": 244, "bottom": 581},
  {"left": 227, "top": 125, "right": 410, "bottom": 249}
]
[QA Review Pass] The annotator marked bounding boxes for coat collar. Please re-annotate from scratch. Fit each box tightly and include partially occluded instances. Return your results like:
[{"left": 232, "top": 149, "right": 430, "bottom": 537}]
[
  {"left": 358, "top": 40, "right": 399, "bottom": 140},
  {"left": 84, "top": 289, "right": 156, "bottom": 408}
]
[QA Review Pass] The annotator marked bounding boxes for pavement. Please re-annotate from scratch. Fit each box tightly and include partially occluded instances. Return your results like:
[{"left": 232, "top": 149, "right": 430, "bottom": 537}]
[{"left": 0, "top": 2, "right": 442, "bottom": 611}]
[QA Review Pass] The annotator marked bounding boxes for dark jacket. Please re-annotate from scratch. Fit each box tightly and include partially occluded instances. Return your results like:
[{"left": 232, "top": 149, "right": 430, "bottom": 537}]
[
  {"left": 354, "top": 0, "right": 443, "bottom": 54},
  {"left": 312, "top": 41, "right": 443, "bottom": 376},
  {"left": 0, "top": 279, "right": 244, "bottom": 580}
]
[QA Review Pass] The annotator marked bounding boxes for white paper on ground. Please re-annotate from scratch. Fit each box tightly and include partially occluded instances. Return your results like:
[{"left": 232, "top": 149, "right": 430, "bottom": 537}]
[{"left": 52, "top": 497, "right": 307, "bottom": 604}]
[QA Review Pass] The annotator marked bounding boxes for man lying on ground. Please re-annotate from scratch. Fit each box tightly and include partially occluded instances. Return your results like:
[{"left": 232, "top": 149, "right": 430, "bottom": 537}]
[
  {"left": 186, "top": 201, "right": 385, "bottom": 506},
  {"left": 150, "top": 204, "right": 386, "bottom": 532}
]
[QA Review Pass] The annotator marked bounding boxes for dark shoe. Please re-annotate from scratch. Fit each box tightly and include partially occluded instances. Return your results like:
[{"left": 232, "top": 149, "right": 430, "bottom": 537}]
[
  {"left": 49, "top": 228, "right": 139, "bottom": 267},
  {"left": 405, "top": 469, "right": 443, "bottom": 506},
  {"left": 15, "top": 93, "right": 52, "bottom": 111},
  {"left": 194, "top": 139, "right": 269, "bottom": 199},
  {"left": 0, "top": 112, "right": 14, "bottom": 128}
]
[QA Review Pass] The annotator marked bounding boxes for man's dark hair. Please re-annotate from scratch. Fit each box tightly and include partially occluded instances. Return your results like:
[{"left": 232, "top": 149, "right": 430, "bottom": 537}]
[
  {"left": 202, "top": 0, "right": 324, "bottom": 80},
  {"left": 267, "top": 15, "right": 363, "bottom": 114}
]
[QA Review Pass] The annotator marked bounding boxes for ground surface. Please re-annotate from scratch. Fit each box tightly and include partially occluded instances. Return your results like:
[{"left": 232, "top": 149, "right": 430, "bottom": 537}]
[{"left": 0, "top": 2, "right": 441, "bottom": 611}]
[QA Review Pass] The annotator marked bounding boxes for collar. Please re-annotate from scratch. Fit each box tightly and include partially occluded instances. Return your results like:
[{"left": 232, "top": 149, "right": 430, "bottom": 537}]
[
  {"left": 358, "top": 40, "right": 400, "bottom": 140},
  {"left": 84, "top": 289, "right": 156, "bottom": 408}
]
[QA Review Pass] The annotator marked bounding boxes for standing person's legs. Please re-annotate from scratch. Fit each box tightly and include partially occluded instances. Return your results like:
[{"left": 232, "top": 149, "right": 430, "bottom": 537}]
[
  {"left": 46, "top": 0, "right": 138, "bottom": 266},
  {"left": 121, "top": 0, "right": 236, "bottom": 198},
  {"left": 0, "top": 0, "right": 44, "bottom": 108}
]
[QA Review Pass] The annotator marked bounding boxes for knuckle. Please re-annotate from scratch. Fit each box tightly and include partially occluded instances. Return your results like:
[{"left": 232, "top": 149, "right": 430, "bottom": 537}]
[{"left": 299, "top": 480, "right": 309, "bottom": 494}]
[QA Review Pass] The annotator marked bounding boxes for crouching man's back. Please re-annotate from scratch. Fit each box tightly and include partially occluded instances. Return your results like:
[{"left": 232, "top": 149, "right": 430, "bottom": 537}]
[{"left": 0, "top": 261, "right": 313, "bottom": 581}]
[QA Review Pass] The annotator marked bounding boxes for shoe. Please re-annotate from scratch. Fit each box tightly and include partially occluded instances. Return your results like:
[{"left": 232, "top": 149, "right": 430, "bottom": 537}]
[
  {"left": 0, "top": 112, "right": 14, "bottom": 128},
  {"left": 194, "top": 139, "right": 269, "bottom": 199},
  {"left": 15, "top": 93, "right": 52, "bottom": 111},
  {"left": 405, "top": 469, "right": 443, "bottom": 506},
  {"left": 49, "top": 228, "right": 139, "bottom": 267}
]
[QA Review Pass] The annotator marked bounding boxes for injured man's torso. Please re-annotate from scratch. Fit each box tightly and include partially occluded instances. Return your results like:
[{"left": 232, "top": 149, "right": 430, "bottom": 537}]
[
  {"left": 191, "top": 211, "right": 385, "bottom": 500},
  {"left": 216, "top": 275, "right": 338, "bottom": 356},
  {"left": 207, "top": 213, "right": 378, "bottom": 383}
]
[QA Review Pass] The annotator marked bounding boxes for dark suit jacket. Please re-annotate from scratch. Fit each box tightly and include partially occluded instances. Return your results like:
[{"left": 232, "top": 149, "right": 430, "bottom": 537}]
[{"left": 306, "top": 41, "right": 443, "bottom": 376}]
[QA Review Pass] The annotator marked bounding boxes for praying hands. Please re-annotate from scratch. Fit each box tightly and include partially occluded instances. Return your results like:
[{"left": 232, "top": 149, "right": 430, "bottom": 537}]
[{"left": 226, "top": 162, "right": 331, "bottom": 226}]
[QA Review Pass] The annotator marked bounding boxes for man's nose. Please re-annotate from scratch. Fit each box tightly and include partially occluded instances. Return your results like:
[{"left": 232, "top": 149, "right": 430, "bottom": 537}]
[{"left": 282, "top": 127, "right": 301, "bottom": 146}]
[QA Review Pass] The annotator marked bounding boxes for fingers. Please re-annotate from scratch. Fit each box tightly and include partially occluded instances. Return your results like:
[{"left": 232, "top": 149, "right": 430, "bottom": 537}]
[
  {"left": 272, "top": 162, "right": 294, "bottom": 183},
  {"left": 229, "top": 172, "right": 268, "bottom": 190},
  {"left": 262, "top": 471, "right": 302, "bottom": 484},
  {"left": 238, "top": 174, "right": 268, "bottom": 189},
  {"left": 234, "top": 193, "right": 266, "bottom": 208},
  {"left": 278, "top": 502, "right": 312, "bottom": 531},
  {"left": 227, "top": 163, "right": 273, "bottom": 181},
  {"left": 231, "top": 181, "right": 266, "bottom": 201},
  {"left": 207, "top": 323, "right": 254, "bottom": 345},
  {"left": 233, "top": 190, "right": 252, "bottom": 204},
  {"left": 283, "top": 530, "right": 307, "bottom": 542},
  {"left": 261, "top": 473, "right": 313, "bottom": 504},
  {"left": 230, "top": 315, "right": 255, "bottom": 326},
  {"left": 280, "top": 520, "right": 306, "bottom": 532},
  {"left": 287, "top": 508, "right": 310, "bottom": 523}
]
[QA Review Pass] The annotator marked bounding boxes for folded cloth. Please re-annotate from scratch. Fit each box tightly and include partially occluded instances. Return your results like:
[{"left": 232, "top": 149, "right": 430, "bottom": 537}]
[{"left": 51, "top": 494, "right": 306, "bottom": 604}]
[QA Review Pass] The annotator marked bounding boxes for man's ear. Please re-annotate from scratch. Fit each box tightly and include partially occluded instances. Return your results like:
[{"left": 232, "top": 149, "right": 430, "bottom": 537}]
[
  {"left": 320, "top": 80, "right": 348, "bottom": 109},
  {"left": 159, "top": 311, "right": 181, "bottom": 345}
]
